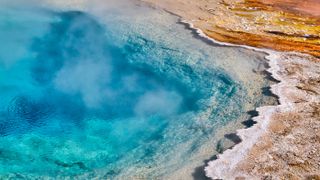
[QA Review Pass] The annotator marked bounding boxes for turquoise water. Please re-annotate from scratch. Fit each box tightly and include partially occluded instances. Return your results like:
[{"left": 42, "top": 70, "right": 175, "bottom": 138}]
[{"left": 0, "top": 4, "right": 254, "bottom": 179}]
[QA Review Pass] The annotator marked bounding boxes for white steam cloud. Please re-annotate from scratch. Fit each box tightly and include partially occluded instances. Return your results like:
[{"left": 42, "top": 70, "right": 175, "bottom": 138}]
[
  {"left": 134, "top": 90, "right": 182, "bottom": 117},
  {"left": 54, "top": 59, "right": 111, "bottom": 108}
]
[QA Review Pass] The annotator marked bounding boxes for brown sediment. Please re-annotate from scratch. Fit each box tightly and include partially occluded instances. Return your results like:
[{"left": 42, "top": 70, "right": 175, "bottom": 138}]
[
  {"left": 142, "top": 0, "right": 320, "bottom": 57},
  {"left": 250, "top": 0, "right": 320, "bottom": 17},
  {"left": 142, "top": 0, "right": 320, "bottom": 179},
  {"left": 202, "top": 26, "right": 320, "bottom": 57},
  {"left": 217, "top": 0, "right": 320, "bottom": 57}
]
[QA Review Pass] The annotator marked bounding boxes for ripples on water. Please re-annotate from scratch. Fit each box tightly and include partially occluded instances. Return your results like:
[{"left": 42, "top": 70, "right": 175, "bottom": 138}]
[{"left": 0, "top": 4, "right": 249, "bottom": 179}]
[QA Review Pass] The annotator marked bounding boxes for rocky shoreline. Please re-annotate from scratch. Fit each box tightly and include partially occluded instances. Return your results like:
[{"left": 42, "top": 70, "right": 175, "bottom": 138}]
[
  {"left": 206, "top": 51, "right": 320, "bottom": 179},
  {"left": 175, "top": 20, "right": 320, "bottom": 179},
  {"left": 142, "top": 0, "right": 320, "bottom": 179}
]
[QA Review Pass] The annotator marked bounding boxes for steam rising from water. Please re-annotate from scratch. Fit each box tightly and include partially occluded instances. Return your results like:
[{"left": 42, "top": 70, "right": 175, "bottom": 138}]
[
  {"left": 0, "top": 1, "right": 253, "bottom": 179},
  {"left": 30, "top": 11, "right": 186, "bottom": 116}
]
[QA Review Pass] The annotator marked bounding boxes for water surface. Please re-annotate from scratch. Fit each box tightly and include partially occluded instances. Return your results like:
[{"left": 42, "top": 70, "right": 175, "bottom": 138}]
[{"left": 0, "top": 2, "right": 271, "bottom": 179}]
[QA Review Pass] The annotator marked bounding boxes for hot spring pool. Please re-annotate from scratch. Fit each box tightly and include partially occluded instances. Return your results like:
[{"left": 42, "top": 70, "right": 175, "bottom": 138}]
[{"left": 0, "top": 2, "right": 273, "bottom": 179}]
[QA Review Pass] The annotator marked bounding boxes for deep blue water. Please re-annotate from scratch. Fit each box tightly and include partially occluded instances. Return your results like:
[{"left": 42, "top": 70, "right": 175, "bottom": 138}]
[{"left": 0, "top": 6, "right": 246, "bottom": 178}]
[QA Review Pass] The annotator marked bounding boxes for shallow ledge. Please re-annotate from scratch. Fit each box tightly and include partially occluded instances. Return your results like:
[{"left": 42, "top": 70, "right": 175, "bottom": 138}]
[
  {"left": 178, "top": 20, "right": 278, "bottom": 179},
  {"left": 178, "top": 20, "right": 320, "bottom": 179},
  {"left": 205, "top": 52, "right": 279, "bottom": 179}
]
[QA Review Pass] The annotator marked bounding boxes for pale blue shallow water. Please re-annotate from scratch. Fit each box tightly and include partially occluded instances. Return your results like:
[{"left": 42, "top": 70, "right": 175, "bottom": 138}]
[{"left": 0, "top": 4, "right": 256, "bottom": 179}]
